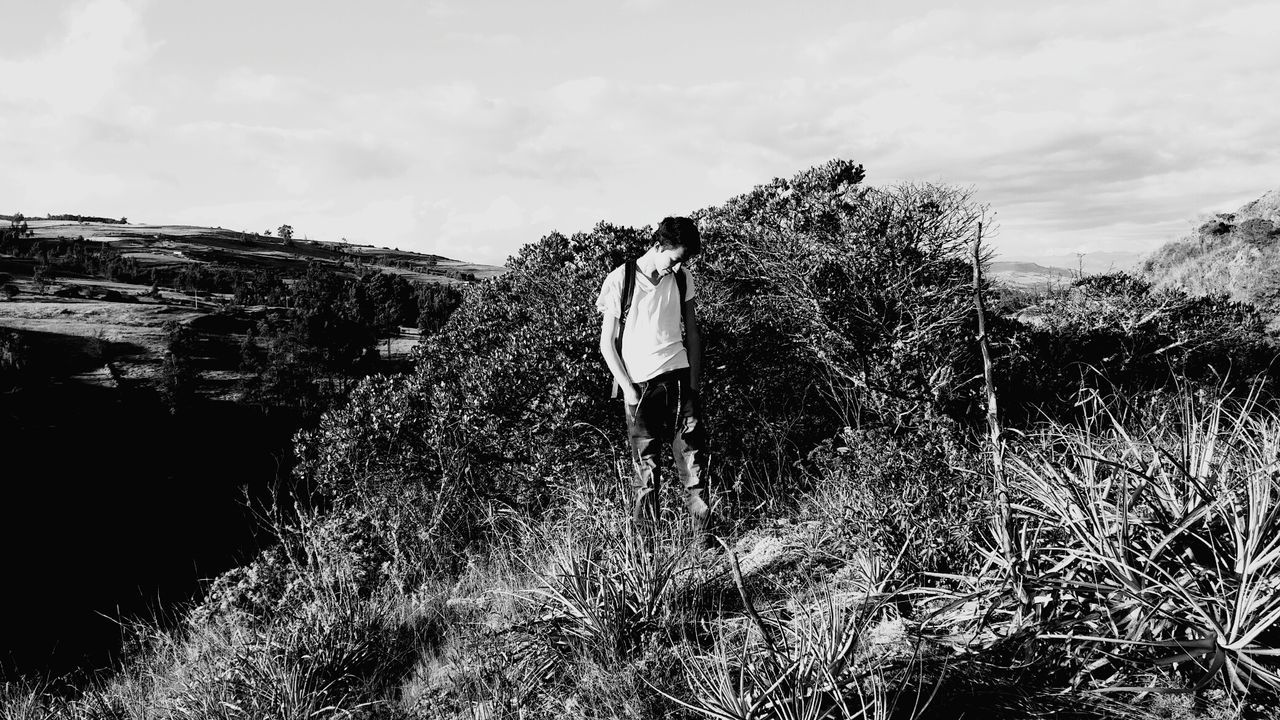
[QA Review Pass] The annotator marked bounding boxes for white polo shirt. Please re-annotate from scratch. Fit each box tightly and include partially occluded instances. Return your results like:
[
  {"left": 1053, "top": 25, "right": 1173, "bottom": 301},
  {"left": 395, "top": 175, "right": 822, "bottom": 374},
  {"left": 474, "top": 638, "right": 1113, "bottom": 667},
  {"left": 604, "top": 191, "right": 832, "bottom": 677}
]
[{"left": 596, "top": 265, "right": 696, "bottom": 383}]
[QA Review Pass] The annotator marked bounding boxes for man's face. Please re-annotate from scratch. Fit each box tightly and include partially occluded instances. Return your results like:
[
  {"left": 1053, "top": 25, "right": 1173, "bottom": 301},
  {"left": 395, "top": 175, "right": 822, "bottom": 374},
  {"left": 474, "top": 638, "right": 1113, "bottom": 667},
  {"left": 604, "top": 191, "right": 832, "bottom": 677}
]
[{"left": 653, "top": 246, "right": 688, "bottom": 276}]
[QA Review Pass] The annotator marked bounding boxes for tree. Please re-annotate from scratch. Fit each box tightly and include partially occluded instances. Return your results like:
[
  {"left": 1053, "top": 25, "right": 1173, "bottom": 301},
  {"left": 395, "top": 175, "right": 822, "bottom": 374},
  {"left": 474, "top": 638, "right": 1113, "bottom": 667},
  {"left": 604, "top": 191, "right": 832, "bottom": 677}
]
[
  {"left": 278, "top": 225, "right": 294, "bottom": 245},
  {"left": 0, "top": 330, "right": 29, "bottom": 390},
  {"left": 694, "top": 161, "right": 987, "bottom": 441},
  {"left": 3, "top": 213, "right": 30, "bottom": 251},
  {"left": 32, "top": 264, "right": 52, "bottom": 293},
  {"left": 160, "top": 320, "right": 198, "bottom": 413}
]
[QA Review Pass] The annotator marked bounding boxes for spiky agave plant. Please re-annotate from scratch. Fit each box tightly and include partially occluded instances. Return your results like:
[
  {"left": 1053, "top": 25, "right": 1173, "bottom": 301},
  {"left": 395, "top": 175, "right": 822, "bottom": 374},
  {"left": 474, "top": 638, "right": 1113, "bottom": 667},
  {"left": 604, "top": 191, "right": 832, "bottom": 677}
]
[
  {"left": 656, "top": 592, "right": 921, "bottom": 720},
  {"left": 522, "top": 524, "right": 685, "bottom": 669},
  {"left": 1012, "top": 390, "right": 1280, "bottom": 697}
]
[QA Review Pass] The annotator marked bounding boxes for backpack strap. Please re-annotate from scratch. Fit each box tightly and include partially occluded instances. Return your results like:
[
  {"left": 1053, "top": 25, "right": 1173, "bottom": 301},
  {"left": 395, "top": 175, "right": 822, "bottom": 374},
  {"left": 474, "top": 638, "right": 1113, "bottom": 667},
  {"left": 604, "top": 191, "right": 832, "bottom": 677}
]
[
  {"left": 620, "top": 259, "right": 638, "bottom": 329},
  {"left": 675, "top": 266, "right": 687, "bottom": 306},
  {"left": 611, "top": 260, "right": 638, "bottom": 398}
]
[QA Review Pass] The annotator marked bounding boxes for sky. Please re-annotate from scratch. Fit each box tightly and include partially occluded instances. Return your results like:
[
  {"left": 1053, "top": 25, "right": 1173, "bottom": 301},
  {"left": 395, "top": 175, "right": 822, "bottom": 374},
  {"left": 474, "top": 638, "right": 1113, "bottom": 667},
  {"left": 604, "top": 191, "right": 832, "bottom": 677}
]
[{"left": 2, "top": 0, "right": 1277, "bottom": 266}]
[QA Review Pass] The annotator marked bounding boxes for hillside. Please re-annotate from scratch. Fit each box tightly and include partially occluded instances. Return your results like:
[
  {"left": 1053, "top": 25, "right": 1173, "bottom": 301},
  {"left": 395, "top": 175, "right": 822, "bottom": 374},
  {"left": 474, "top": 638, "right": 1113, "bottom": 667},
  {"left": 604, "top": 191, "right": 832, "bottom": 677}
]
[
  {"left": 1140, "top": 188, "right": 1280, "bottom": 320},
  {"left": 0, "top": 217, "right": 505, "bottom": 398},
  {"left": 1, "top": 217, "right": 506, "bottom": 285},
  {"left": 0, "top": 216, "right": 505, "bottom": 677}
]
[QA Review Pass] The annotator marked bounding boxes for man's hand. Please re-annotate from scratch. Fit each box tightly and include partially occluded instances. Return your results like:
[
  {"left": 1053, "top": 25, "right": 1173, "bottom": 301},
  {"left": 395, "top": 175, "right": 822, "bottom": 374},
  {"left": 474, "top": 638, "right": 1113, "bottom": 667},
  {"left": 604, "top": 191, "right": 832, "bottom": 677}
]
[{"left": 622, "top": 383, "right": 641, "bottom": 406}]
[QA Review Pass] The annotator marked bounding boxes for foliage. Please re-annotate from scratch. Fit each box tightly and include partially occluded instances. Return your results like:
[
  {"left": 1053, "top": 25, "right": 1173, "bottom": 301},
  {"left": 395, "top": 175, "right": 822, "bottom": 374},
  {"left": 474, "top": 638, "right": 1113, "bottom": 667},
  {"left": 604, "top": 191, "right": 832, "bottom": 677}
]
[
  {"left": 997, "top": 272, "right": 1280, "bottom": 425},
  {"left": 667, "top": 597, "right": 914, "bottom": 720},
  {"left": 0, "top": 330, "right": 29, "bottom": 391},
  {"left": 415, "top": 283, "right": 463, "bottom": 335},
  {"left": 695, "top": 163, "right": 988, "bottom": 437},
  {"left": 802, "top": 426, "right": 983, "bottom": 577},
  {"left": 41, "top": 213, "right": 128, "bottom": 224},
  {"left": 520, "top": 523, "right": 688, "bottom": 670},
  {"left": 1011, "top": 391, "right": 1280, "bottom": 698},
  {"left": 144, "top": 585, "right": 416, "bottom": 720},
  {"left": 292, "top": 372, "right": 476, "bottom": 588},
  {"left": 159, "top": 320, "right": 198, "bottom": 413}
]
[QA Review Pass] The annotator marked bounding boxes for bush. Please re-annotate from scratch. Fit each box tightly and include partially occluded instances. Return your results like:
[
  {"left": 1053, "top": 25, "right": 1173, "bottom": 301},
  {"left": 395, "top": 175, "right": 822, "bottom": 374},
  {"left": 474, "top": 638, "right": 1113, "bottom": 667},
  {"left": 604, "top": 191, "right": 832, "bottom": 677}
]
[
  {"left": 997, "top": 272, "right": 1280, "bottom": 426},
  {"left": 696, "top": 166, "right": 987, "bottom": 431},
  {"left": 802, "top": 426, "right": 983, "bottom": 577}
]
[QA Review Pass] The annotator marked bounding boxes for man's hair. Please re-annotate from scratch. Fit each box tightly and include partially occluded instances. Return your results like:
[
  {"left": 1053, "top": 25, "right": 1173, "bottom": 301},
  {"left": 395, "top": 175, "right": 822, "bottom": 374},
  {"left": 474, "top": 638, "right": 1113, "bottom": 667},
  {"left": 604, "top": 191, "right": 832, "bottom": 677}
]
[{"left": 653, "top": 216, "right": 702, "bottom": 258}]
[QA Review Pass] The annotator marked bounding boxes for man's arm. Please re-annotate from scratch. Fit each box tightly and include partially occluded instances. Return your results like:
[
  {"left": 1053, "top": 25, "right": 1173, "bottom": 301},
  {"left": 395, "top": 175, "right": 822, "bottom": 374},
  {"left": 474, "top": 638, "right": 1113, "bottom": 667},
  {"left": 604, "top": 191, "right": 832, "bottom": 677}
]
[
  {"left": 683, "top": 297, "right": 702, "bottom": 393},
  {"left": 599, "top": 314, "right": 640, "bottom": 405}
]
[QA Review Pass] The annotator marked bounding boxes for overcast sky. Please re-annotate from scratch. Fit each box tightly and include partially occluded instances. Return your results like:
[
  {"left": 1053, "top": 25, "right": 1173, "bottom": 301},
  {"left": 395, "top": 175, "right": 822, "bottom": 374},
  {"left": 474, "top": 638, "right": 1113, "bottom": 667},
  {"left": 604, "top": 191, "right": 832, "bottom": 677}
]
[{"left": 2, "top": 0, "right": 1277, "bottom": 265}]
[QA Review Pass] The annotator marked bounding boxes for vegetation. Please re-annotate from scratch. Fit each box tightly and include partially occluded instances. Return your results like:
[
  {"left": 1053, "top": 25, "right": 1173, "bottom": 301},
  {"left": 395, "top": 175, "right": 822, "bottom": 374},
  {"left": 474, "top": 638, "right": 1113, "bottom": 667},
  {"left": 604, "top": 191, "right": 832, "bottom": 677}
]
[{"left": 6, "top": 162, "right": 1280, "bottom": 719}]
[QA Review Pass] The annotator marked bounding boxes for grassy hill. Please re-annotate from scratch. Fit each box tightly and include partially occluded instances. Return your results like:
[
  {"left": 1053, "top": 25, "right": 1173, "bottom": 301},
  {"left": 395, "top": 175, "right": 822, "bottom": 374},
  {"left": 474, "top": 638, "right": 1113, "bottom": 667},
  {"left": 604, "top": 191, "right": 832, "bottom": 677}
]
[
  {"left": 1140, "top": 188, "right": 1280, "bottom": 322},
  {"left": 0, "top": 217, "right": 504, "bottom": 398}
]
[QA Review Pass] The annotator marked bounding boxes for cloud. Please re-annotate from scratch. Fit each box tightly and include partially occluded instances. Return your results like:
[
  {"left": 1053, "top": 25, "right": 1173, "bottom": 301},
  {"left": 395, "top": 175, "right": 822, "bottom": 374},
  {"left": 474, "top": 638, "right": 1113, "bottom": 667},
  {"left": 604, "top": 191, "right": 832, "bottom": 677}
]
[
  {"left": 780, "top": 0, "right": 1280, "bottom": 255},
  {"left": 5, "top": 0, "right": 1275, "bottom": 266},
  {"left": 424, "top": 1, "right": 460, "bottom": 18},
  {"left": 445, "top": 31, "right": 521, "bottom": 49},
  {"left": 0, "top": 0, "right": 156, "bottom": 112},
  {"left": 212, "top": 68, "right": 321, "bottom": 105}
]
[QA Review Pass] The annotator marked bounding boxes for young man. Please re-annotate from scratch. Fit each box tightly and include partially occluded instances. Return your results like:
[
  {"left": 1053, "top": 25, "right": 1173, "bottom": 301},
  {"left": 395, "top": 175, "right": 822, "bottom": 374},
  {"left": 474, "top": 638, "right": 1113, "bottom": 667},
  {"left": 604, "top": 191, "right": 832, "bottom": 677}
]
[{"left": 596, "top": 216, "right": 710, "bottom": 542}]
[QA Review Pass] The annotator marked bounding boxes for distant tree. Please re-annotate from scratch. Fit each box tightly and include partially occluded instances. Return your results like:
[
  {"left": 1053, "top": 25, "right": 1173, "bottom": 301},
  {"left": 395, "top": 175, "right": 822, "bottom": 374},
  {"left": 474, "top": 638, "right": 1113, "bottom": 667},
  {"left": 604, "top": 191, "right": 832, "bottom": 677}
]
[
  {"left": 6, "top": 213, "right": 30, "bottom": 245},
  {"left": 264, "top": 229, "right": 273, "bottom": 237},
  {"left": 32, "top": 265, "right": 51, "bottom": 293},
  {"left": 239, "top": 324, "right": 260, "bottom": 373},
  {"left": 416, "top": 283, "right": 464, "bottom": 335},
  {"left": 159, "top": 320, "right": 199, "bottom": 413},
  {"left": 120, "top": 217, "right": 128, "bottom": 224},
  {"left": 278, "top": 225, "right": 294, "bottom": 245},
  {"left": 0, "top": 330, "right": 29, "bottom": 390}
]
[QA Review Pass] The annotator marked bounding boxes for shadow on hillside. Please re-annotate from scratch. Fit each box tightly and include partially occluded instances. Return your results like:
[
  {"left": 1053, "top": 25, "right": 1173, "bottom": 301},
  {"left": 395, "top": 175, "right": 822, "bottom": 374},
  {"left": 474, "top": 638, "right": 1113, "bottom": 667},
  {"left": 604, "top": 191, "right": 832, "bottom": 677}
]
[
  {"left": 3, "top": 327, "right": 149, "bottom": 380},
  {"left": 0, "top": 379, "right": 298, "bottom": 680}
]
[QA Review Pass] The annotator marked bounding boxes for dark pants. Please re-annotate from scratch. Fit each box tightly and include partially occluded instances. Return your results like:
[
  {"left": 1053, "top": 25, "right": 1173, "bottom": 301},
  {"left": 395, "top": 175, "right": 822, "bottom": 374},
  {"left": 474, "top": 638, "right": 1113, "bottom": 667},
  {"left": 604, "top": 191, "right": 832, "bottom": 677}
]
[{"left": 626, "top": 368, "right": 710, "bottom": 537}]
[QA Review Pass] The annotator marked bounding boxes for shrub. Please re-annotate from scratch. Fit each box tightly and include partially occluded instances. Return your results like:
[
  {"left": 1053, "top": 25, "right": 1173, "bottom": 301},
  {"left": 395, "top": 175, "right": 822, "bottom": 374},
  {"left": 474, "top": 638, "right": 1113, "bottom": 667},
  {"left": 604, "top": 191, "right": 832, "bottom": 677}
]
[
  {"left": 997, "top": 272, "right": 1280, "bottom": 425},
  {"left": 696, "top": 165, "right": 988, "bottom": 436},
  {"left": 802, "top": 426, "right": 983, "bottom": 577}
]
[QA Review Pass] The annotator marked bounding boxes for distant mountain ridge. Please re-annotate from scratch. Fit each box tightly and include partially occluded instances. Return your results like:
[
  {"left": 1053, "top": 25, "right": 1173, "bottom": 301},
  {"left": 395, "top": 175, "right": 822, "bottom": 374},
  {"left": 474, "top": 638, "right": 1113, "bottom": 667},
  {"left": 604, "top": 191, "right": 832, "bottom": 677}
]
[
  {"left": 989, "top": 261, "right": 1075, "bottom": 276},
  {"left": 1141, "top": 188, "right": 1280, "bottom": 321},
  {"left": 986, "top": 260, "right": 1077, "bottom": 292},
  {"left": 1001, "top": 251, "right": 1142, "bottom": 274}
]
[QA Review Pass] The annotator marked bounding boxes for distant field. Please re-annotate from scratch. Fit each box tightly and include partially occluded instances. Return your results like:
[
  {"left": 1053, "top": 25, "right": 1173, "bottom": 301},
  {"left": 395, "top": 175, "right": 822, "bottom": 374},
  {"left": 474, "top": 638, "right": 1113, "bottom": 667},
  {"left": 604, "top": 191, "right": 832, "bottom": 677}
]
[
  {"left": 2, "top": 218, "right": 495, "bottom": 396},
  {"left": 19, "top": 219, "right": 508, "bottom": 284},
  {"left": 0, "top": 272, "right": 422, "bottom": 398}
]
